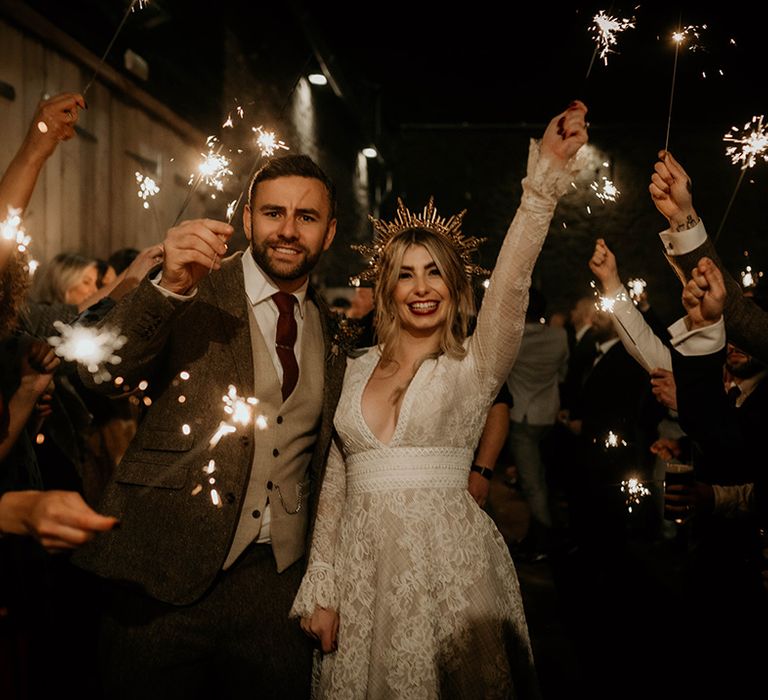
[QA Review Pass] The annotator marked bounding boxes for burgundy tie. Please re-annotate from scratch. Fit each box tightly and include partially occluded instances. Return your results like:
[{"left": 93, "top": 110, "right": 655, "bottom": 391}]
[{"left": 272, "top": 292, "right": 299, "bottom": 401}]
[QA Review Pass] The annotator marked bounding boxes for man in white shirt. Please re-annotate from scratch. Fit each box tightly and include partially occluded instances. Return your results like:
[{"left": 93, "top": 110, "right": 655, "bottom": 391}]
[{"left": 505, "top": 288, "right": 569, "bottom": 560}]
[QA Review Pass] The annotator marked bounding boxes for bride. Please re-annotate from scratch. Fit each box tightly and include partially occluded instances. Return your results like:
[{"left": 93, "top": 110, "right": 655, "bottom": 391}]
[{"left": 291, "top": 101, "right": 588, "bottom": 699}]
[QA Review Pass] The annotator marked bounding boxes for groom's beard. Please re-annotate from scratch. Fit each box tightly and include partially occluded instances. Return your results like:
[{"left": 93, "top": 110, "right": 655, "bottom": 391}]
[{"left": 249, "top": 228, "right": 324, "bottom": 282}]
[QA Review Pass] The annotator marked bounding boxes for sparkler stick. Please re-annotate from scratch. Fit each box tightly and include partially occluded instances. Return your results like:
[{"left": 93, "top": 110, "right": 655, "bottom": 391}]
[
  {"left": 664, "top": 23, "right": 707, "bottom": 153},
  {"left": 82, "top": 0, "right": 149, "bottom": 96},
  {"left": 664, "top": 29, "right": 682, "bottom": 154}
]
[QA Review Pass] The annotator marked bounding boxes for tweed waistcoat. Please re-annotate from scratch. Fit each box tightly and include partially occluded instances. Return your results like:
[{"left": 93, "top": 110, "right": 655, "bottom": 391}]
[{"left": 224, "top": 301, "right": 325, "bottom": 570}]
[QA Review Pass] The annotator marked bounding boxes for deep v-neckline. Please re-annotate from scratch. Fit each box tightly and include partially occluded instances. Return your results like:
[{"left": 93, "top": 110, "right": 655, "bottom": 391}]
[{"left": 359, "top": 350, "right": 425, "bottom": 447}]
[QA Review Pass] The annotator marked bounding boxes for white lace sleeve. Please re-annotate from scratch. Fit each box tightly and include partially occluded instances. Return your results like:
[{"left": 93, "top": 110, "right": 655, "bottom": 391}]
[
  {"left": 470, "top": 138, "right": 586, "bottom": 393},
  {"left": 290, "top": 436, "right": 346, "bottom": 618}
]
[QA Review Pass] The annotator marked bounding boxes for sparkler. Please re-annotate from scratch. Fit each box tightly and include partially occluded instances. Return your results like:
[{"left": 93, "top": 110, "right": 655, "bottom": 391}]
[
  {"left": 604, "top": 431, "right": 627, "bottom": 449},
  {"left": 627, "top": 278, "right": 647, "bottom": 304},
  {"left": 663, "top": 23, "right": 707, "bottom": 153},
  {"left": 193, "top": 139, "right": 233, "bottom": 192},
  {"left": 209, "top": 384, "right": 268, "bottom": 447},
  {"left": 173, "top": 137, "right": 233, "bottom": 227},
  {"left": 252, "top": 126, "right": 290, "bottom": 158},
  {"left": 0, "top": 207, "right": 31, "bottom": 253},
  {"left": 135, "top": 172, "right": 160, "bottom": 210},
  {"left": 620, "top": 477, "right": 651, "bottom": 513},
  {"left": 590, "top": 177, "right": 620, "bottom": 203},
  {"left": 586, "top": 10, "right": 636, "bottom": 79},
  {"left": 224, "top": 127, "right": 291, "bottom": 225},
  {"left": 739, "top": 251, "right": 763, "bottom": 289},
  {"left": 716, "top": 115, "right": 768, "bottom": 242},
  {"left": 82, "top": 0, "right": 150, "bottom": 96},
  {"left": 48, "top": 321, "right": 126, "bottom": 384}
]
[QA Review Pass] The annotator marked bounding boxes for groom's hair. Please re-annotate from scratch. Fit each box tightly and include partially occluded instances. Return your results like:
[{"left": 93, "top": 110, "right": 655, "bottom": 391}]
[{"left": 247, "top": 154, "right": 337, "bottom": 219}]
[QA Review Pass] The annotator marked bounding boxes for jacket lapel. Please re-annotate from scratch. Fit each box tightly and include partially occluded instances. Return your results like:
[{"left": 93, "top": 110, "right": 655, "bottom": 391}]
[{"left": 200, "top": 251, "right": 255, "bottom": 397}]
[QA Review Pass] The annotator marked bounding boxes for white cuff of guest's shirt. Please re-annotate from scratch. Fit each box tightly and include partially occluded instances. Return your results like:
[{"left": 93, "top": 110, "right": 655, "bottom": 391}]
[
  {"left": 150, "top": 272, "right": 197, "bottom": 300},
  {"left": 668, "top": 316, "right": 725, "bottom": 355},
  {"left": 659, "top": 219, "right": 708, "bottom": 256}
]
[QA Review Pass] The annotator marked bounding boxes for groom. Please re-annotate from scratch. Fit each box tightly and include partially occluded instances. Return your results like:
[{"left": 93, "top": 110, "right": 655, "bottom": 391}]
[{"left": 73, "top": 155, "right": 347, "bottom": 698}]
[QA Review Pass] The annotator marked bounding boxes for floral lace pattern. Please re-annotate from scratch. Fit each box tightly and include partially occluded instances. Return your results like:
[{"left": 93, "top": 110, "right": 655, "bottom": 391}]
[{"left": 291, "top": 140, "right": 580, "bottom": 699}]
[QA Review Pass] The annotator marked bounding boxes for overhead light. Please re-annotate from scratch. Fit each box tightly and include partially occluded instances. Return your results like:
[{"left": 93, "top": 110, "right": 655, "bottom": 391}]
[
  {"left": 308, "top": 73, "right": 328, "bottom": 86},
  {"left": 362, "top": 146, "right": 378, "bottom": 159}
]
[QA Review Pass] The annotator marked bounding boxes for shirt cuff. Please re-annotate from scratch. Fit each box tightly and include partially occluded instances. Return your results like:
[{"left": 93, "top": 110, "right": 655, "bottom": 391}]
[
  {"left": 150, "top": 272, "right": 197, "bottom": 300},
  {"left": 668, "top": 316, "right": 725, "bottom": 355},
  {"left": 659, "top": 219, "right": 707, "bottom": 256}
]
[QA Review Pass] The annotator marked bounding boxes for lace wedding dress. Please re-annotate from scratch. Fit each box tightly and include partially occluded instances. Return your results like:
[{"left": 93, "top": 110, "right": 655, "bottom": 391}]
[{"left": 291, "top": 140, "right": 583, "bottom": 699}]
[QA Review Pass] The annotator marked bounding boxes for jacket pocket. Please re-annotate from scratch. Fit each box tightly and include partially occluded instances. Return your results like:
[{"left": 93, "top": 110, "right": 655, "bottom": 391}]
[{"left": 115, "top": 429, "right": 195, "bottom": 489}]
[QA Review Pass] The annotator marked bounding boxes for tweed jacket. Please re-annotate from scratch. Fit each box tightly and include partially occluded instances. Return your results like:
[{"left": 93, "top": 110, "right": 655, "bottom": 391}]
[{"left": 72, "top": 252, "right": 347, "bottom": 605}]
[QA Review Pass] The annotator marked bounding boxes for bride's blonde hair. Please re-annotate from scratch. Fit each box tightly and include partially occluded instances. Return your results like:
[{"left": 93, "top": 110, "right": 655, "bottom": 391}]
[{"left": 374, "top": 228, "right": 475, "bottom": 366}]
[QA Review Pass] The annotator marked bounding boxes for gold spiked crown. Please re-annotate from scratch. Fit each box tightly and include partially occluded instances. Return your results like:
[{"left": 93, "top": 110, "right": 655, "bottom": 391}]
[{"left": 350, "top": 197, "right": 490, "bottom": 286}]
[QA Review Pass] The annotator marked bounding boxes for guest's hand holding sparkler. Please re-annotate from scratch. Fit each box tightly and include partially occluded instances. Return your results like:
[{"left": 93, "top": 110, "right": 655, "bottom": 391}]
[
  {"left": 158, "top": 219, "right": 233, "bottom": 295},
  {"left": 682, "top": 256, "right": 726, "bottom": 330},
  {"left": 28, "top": 92, "right": 85, "bottom": 157},
  {"left": 0, "top": 92, "right": 85, "bottom": 269},
  {"left": 649, "top": 150, "right": 700, "bottom": 232},
  {"left": 588, "top": 238, "right": 622, "bottom": 294},
  {"left": 541, "top": 100, "right": 588, "bottom": 163}
]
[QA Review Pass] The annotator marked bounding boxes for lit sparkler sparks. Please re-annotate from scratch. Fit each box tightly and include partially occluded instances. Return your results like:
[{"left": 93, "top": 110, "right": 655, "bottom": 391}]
[
  {"left": 223, "top": 384, "right": 259, "bottom": 426},
  {"left": 716, "top": 115, "right": 768, "bottom": 242},
  {"left": 589, "top": 10, "right": 636, "bottom": 67},
  {"left": 132, "top": 0, "right": 150, "bottom": 11},
  {"left": 0, "top": 207, "right": 31, "bottom": 252},
  {"left": 222, "top": 105, "right": 245, "bottom": 129},
  {"left": 627, "top": 278, "right": 647, "bottom": 303},
  {"left": 621, "top": 477, "right": 651, "bottom": 513},
  {"left": 724, "top": 115, "right": 768, "bottom": 170},
  {"left": 226, "top": 200, "right": 237, "bottom": 221},
  {"left": 591, "top": 281, "right": 629, "bottom": 313},
  {"left": 191, "top": 460, "right": 223, "bottom": 508},
  {"left": 252, "top": 126, "right": 289, "bottom": 157},
  {"left": 740, "top": 254, "right": 764, "bottom": 289},
  {"left": 590, "top": 177, "right": 620, "bottom": 203},
  {"left": 48, "top": 321, "right": 126, "bottom": 384},
  {"left": 604, "top": 431, "right": 627, "bottom": 449},
  {"left": 135, "top": 172, "right": 160, "bottom": 209},
  {"left": 672, "top": 24, "right": 707, "bottom": 51},
  {"left": 209, "top": 385, "right": 268, "bottom": 447},
  {"left": 192, "top": 137, "right": 233, "bottom": 191}
]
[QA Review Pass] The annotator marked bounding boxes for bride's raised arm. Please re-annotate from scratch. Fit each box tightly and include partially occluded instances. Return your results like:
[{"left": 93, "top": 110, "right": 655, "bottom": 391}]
[{"left": 470, "top": 101, "right": 588, "bottom": 393}]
